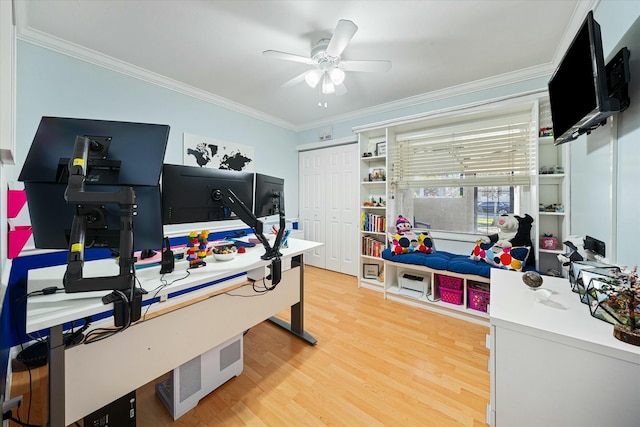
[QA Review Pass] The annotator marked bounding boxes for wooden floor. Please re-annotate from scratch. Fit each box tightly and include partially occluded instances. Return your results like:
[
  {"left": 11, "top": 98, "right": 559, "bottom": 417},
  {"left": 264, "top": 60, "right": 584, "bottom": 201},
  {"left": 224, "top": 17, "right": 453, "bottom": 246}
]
[{"left": 10, "top": 266, "right": 490, "bottom": 426}]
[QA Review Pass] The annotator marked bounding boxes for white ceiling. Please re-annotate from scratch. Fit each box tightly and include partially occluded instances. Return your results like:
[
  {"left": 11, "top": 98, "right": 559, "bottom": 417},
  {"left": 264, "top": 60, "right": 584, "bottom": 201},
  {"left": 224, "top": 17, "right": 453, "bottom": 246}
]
[{"left": 15, "top": 0, "right": 594, "bottom": 131}]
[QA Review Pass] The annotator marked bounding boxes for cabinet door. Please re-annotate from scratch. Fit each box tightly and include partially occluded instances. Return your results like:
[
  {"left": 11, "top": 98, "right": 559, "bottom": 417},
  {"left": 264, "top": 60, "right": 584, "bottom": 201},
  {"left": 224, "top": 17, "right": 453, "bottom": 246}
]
[{"left": 299, "top": 150, "right": 326, "bottom": 268}]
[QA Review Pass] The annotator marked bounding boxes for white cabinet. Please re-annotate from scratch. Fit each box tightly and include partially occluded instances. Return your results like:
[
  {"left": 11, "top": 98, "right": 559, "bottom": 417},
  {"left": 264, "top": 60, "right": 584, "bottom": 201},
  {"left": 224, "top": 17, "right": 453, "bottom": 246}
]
[
  {"left": 299, "top": 144, "right": 359, "bottom": 276},
  {"left": 489, "top": 269, "right": 640, "bottom": 427},
  {"left": 534, "top": 99, "right": 570, "bottom": 275},
  {"left": 357, "top": 129, "right": 388, "bottom": 290}
]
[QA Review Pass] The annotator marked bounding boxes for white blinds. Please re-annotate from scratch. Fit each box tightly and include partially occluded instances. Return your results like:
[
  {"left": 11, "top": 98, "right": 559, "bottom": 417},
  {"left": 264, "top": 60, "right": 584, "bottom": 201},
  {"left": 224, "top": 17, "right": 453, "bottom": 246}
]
[{"left": 392, "top": 113, "right": 535, "bottom": 188}]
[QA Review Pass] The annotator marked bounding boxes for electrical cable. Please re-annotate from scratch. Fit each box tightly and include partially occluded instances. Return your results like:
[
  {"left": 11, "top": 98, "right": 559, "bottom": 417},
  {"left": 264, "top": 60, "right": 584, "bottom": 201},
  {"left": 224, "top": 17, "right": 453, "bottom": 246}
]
[
  {"left": 2, "top": 410, "right": 42, "bottom": 427},
  {"left": 142, "top": 268, "right": 191, "bottom": 320}
]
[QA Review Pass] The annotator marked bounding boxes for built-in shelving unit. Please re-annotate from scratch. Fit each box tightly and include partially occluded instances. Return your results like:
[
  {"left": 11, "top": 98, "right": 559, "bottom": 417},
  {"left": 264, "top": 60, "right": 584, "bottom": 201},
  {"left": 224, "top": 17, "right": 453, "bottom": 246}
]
[
  {"left": 354, "top": 93, "right": 570, "bottom": 316},
  {"left": 358, "top": 130, "right": 388, "bottom": 291},
  {"left": 535, "top": 98, "right": 570, "bottom": 275}
]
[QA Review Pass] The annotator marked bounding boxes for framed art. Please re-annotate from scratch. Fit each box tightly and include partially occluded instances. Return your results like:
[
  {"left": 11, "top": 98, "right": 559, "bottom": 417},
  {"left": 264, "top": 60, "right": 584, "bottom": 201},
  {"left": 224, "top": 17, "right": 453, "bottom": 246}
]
[
  {"left": 376, "top": 141, "right": 387, "bottom": 157},
  {"left": 370, "top": 167, "right": 386, "bottom": 181},
  {"left": 183, "top": 132, "right": 255, "bottom": 171},
  {"left": 363, "top": 263, "right": 380, "bottom": 279}
]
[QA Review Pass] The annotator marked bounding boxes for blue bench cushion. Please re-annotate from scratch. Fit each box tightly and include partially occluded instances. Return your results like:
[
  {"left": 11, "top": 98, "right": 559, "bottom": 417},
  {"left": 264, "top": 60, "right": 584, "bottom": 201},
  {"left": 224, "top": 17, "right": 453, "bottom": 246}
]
[{"left": 381, "top": 248, "right": 536, "bottom": 278}]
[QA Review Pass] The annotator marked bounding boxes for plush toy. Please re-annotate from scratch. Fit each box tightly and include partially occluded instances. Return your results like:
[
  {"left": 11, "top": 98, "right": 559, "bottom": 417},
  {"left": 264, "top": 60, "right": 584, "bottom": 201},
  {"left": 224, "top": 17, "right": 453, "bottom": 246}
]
[
  {"left": 481, "top": 213, "right": 534, "bottom": 248},
  {"left": 477, "top": 213, "right": 535, "bottom": 268},
  {"left": 395, "top": 215, "right": 412, "bottom": 234},
  {"left": 388, "top": 215, "right": 435, "bottom": 255}
]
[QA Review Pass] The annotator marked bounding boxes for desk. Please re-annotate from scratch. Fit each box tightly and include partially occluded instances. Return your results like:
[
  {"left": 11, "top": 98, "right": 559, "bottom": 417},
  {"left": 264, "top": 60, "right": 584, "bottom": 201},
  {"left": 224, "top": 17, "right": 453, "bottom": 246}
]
[
  {"left": 489, "top": 268, "right": 640, "bottom": 427},
  {"left": 25, "top": 238, "right": 321, "bottom": 426}
]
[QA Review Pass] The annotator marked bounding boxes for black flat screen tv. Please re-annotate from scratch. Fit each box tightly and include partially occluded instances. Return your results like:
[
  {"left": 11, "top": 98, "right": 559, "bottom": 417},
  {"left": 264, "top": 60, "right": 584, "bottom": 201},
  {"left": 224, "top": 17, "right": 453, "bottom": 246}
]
[
  {"left": 548, "top": 11, "right": 621, "bottom": 145},
  {"left": 161, "top": 164, "right": 254, "bottom": 224}
]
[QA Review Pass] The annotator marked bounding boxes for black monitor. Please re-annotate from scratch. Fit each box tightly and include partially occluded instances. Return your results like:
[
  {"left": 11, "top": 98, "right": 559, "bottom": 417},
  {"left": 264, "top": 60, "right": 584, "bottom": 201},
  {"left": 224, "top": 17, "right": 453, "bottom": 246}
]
[
  {"left": 18, "top": 117, "right": 170, "bottom": 251},
  {"left": 161, "top": 164, "right": 254, "bottom": 224},
  {"left": 254, "top": 173, "right": 285, "bottom": 217}
]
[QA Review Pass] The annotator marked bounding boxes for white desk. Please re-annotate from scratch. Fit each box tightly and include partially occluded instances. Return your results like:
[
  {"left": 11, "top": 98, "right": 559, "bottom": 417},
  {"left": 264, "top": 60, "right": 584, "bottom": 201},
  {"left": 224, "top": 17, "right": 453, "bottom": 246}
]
[
  {"left": 489, "top": 268, "right": 640, "bottom": 427},
  {"left": 25, "top": 238, "right": 321, "bottom": 426}
]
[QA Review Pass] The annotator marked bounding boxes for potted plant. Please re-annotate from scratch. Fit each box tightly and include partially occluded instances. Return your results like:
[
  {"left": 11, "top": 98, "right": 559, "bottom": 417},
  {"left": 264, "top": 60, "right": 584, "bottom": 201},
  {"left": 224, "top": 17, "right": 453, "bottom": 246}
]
[{"left": 598, "top": 266, "right": 640, "bottom": 345}]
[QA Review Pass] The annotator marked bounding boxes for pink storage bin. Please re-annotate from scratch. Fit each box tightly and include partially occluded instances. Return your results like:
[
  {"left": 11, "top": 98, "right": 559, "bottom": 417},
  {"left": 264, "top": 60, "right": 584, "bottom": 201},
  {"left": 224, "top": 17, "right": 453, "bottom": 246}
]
[
  {"left": 437, "top": 274, "right": 463, "bottom": 290},
  {"left": 440, "top": 288, "right": 463, "bottom": 305},
  {"left": 540, "top": 236, "right": 557, "bottom": 250},
  {"left": 468, "top": 287, "right": 490, "bottom": 312}
]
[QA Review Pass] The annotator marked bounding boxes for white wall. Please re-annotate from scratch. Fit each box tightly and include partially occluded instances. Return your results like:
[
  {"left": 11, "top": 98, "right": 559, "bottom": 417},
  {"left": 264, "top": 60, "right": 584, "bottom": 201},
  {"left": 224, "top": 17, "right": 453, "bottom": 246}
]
[{"left": 570, "top": 4, "right": 640, "bottom": 266}]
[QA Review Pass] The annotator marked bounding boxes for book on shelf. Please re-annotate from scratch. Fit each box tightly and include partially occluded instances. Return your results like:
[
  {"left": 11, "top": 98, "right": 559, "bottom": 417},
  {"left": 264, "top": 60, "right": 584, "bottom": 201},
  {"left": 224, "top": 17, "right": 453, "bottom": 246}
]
[
  {"left": 361, "top": 236, "right": 386, "bottom": 257},
  {"left": 361, "top": 212, "right": 386, "bottom": 232}
]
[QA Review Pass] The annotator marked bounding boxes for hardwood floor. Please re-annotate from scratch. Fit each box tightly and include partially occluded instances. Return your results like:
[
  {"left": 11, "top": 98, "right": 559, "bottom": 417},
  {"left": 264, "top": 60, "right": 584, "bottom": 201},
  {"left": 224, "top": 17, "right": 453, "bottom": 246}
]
[
  {"left": 10, "top": 266, "right": 490, "bottom": 426},
  {"left": 136, "top": 266, "right": 490, "bottom": 426}
]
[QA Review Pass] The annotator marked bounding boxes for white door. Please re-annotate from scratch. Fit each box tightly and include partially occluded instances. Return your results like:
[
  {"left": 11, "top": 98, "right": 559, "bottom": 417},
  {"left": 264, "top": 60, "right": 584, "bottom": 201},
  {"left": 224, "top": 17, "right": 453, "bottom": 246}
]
[
  {"left": 325, "top": 144, "right": 359, "bottom": 275},
  {"left": 299, "top": 150, "right": 325, "bottom": 268}
]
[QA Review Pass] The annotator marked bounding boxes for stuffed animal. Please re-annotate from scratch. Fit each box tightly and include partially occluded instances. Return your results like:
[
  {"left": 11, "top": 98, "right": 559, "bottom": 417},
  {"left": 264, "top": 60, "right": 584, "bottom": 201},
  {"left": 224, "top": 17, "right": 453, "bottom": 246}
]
[
  {"left": 480, "top": 213, "right": 534, "bottom": 266},
  {"left": 388, "top": 215, "right": 435, "bottom": 255},
  {"left": 395, "top": 215, "right": 412, "bottom": 234}
]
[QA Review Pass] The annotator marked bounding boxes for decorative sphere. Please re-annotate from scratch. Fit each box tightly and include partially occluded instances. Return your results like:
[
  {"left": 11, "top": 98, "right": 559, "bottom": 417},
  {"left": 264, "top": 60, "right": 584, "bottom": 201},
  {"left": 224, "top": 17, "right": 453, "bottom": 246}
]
[{"left": 522, "top": 271, "right": 543, "bottom": 288}]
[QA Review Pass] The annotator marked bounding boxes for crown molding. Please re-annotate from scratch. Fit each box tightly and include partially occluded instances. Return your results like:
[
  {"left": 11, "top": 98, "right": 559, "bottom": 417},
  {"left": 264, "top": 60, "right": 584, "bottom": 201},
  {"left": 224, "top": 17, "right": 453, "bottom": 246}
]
[{"left": 14, "top": 6, "right": 298, "bottom": 131}]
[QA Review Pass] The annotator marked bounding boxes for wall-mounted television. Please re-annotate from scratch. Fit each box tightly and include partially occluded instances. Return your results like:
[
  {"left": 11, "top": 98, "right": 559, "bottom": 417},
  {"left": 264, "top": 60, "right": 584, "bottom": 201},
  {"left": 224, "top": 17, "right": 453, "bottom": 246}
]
[{"left": 548, "top": 11, "right": 630, "bottom": 145}]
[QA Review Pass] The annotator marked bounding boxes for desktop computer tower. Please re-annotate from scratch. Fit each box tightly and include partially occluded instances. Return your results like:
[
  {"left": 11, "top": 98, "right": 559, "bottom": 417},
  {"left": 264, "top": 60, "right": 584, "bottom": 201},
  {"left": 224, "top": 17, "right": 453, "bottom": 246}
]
[
  {"left": 83, "top": 390, "right": 136, "bottom": 426},
  {"left": 155, "top": 334, "right": 243, "bottom": 420}
]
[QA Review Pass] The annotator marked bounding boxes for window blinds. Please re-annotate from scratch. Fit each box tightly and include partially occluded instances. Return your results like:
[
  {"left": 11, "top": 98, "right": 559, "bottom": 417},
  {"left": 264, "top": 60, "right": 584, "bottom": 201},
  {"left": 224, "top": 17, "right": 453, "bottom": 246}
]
[{"left": 391, "top": 113, "right": 535, "bottom": 188}]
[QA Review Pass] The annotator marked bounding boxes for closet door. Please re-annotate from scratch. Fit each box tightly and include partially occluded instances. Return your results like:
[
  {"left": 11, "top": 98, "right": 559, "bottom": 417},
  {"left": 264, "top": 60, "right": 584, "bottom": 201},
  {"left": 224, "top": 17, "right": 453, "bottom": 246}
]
[
  {"left": 325, "top": 144, "right": 358, "bottom": 276},
  {"left": 299, "top": 149, "right": 326, "bottom": 268}
]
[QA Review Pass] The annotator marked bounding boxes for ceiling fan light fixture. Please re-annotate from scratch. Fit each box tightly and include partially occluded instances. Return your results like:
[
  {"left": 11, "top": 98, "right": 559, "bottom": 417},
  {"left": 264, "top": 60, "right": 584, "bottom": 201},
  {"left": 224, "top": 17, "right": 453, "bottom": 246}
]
[
  {"left": 305, "top": 69, "right": 323, "bottom": 88},
  {"left": 328, "top": 67, "right": 345, "bottom": 85},
  {"left": 321, "top": 73, "right": 335, "bottom": 94}
]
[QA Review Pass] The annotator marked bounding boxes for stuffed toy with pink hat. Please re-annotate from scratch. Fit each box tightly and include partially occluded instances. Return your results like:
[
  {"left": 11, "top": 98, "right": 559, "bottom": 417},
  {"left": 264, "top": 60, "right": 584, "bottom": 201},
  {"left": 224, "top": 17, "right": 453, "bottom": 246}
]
[{"left": 388, "top": 215, "right": 434, "bottom": 255}]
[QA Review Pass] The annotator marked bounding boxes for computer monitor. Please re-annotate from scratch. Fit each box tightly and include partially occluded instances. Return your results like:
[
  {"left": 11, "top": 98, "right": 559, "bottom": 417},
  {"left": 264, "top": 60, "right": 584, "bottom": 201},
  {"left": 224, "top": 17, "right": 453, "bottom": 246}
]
[
  {"left": 161, "top": 164, "right": 254, "bottom": 225},
  {"left": 254, "top": 173, "right": 285, "bottom": 217},
  {"left": 18, "top": 117, "right": 170, "bottom": 251}
]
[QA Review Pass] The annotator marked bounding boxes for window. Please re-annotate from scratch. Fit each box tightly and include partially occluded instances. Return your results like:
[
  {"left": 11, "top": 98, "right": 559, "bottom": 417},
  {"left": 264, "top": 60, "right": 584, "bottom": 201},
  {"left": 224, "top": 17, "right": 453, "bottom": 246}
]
[
  {"left": 392, "top": 105, "right": 534, "bottom": 235},
  {"left": 412, "top": 185, "right": 521, "bottom": 234}
]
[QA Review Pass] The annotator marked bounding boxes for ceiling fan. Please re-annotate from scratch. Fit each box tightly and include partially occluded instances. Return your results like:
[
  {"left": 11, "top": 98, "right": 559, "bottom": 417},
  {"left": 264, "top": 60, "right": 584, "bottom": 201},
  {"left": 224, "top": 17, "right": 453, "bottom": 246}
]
[{"left": 263, "top": 19, "right": 392, "bottom": 100}]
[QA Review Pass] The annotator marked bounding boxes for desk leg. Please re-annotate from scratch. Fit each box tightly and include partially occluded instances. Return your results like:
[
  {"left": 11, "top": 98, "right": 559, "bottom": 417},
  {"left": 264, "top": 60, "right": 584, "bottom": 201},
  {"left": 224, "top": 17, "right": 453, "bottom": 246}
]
[
  {"left": 268, "top": 254, "right": 317, "bottom": 345},
  {"left": 48, "top": 324, "right": 65, "bottom": 427}
]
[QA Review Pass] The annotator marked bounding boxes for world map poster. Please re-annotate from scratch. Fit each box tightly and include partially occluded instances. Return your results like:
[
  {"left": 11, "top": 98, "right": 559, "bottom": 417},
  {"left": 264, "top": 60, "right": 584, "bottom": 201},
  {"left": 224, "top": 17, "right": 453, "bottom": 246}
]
[{"left": 183, "top": 133, "right": 255, "bottom": 171}]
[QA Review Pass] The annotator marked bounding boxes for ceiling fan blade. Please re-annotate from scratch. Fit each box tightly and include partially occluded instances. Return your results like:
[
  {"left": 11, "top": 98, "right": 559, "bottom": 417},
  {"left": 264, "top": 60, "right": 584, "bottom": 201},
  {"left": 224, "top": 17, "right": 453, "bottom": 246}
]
[
  {"left": 335, "top": 83, "right": 348, "bottom": 96},
  {"left": 263, "top": 50, "right": 316, "bottom": 65},
  {"left": 281, "top": 71, "right": 309, "bottom": 88},
  {"left": 341, "top": 60, "right": 392, "bottom": 73},
  {"left": 326, "top": 19, "right": 358, "bottom": 57}
]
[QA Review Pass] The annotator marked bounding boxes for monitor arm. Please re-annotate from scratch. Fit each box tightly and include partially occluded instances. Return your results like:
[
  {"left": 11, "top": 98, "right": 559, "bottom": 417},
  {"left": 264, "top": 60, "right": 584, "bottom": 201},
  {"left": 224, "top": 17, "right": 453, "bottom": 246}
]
[
  {"left": 217, "top": 188, "right": 285, "bottom": 284},
  {"left": 63, "top": 136, "right": 142, "bottom": 326}
]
